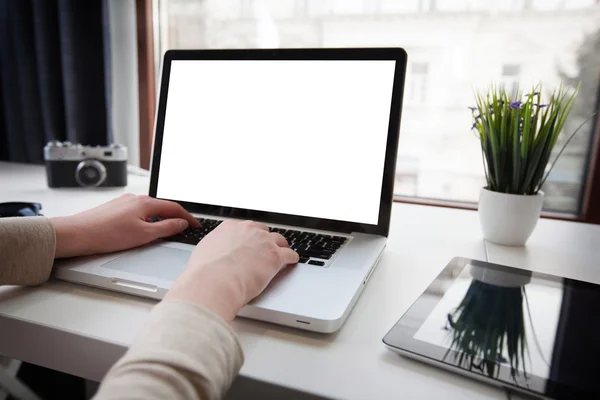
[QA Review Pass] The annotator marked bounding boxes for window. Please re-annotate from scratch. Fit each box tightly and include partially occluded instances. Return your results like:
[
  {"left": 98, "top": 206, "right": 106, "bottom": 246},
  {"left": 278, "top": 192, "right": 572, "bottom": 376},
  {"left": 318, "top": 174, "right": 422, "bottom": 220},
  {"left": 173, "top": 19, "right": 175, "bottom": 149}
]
[
  {"left": 295, "top": 0, "right": 308, "bottom": 17},
  {"left": 241, "top": 0, "right": 253, "bottom": 18},
  {"left": 420, "top": 0, "right": 437, "bottom": 12},
  {"left": 153, "top": 0, "right": 600, "bottom": 216},
  {"left": 408, "top": 62, "right": 429, "bottom": 104},
  {"left": 501, "top": 64, "right": 521, "bottom": 98},
  {"left": 363, "top": 0, "right": 382, "bottom": 14}
]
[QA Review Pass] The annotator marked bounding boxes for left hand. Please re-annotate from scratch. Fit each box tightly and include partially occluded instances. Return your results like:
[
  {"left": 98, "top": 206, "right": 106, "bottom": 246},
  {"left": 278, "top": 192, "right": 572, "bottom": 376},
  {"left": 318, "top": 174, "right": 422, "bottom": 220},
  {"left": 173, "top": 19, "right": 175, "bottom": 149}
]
[{"left": 51, "top": 194, "right": 200, "bottom": 258}]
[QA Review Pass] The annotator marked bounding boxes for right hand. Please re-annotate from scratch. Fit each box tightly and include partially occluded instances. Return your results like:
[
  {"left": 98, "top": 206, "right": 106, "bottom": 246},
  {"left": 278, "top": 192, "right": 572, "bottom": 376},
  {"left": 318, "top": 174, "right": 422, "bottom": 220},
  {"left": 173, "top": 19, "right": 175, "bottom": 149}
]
[{"left": 164, "top": 220, "right": 300, "bottom": 322}]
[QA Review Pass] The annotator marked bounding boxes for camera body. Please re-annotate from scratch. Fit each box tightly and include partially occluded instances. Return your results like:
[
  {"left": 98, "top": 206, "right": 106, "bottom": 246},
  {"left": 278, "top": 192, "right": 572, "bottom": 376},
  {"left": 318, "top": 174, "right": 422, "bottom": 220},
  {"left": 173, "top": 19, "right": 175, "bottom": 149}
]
[{"left": 44, "top": 141, "right": 128, "bottom": 188}]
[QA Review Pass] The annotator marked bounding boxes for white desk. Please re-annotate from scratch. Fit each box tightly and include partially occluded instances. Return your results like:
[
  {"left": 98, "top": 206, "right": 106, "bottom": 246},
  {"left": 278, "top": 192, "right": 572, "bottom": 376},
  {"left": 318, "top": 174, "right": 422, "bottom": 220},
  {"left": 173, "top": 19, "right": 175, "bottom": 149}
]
[{"left": 1, "top": 161, "right": 599, "bottom": 400}]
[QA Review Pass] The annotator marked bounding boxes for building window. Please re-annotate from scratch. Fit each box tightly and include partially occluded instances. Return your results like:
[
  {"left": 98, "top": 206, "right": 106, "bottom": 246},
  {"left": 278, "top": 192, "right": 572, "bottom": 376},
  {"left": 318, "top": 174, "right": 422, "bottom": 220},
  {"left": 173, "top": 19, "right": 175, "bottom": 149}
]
[
  {"left": 363, "top": 0, "right": 382, "bottom": 14},
  {"left": 295, "top": 0, "right": 308, "bottom": 17},
  {"left": 501, "top": 64, "right": 521, "bottom": 98},
  {"left": 241, "top": 0, "right": 253, "bottom": 18},
  {"left": 408, "top": 62, "right": 429, "bottom": 103},
  {"left": 419, "top": 0, "right": 437, "bottom": 12}
]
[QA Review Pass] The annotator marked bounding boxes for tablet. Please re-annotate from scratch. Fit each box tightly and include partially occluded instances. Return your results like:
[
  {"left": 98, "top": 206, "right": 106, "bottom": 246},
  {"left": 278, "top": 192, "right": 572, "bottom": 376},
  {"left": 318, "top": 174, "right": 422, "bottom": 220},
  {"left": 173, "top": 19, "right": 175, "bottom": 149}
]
[{"left": 383, "top": 257, "right": 600, "bottom": 399}]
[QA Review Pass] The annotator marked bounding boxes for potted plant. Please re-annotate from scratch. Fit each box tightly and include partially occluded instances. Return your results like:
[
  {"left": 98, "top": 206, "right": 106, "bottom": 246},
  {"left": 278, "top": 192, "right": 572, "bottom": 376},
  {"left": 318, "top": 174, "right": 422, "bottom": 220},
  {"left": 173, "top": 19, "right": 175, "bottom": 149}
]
[{"left": 471, "top": 84, "right": 585, "bottom": 246}]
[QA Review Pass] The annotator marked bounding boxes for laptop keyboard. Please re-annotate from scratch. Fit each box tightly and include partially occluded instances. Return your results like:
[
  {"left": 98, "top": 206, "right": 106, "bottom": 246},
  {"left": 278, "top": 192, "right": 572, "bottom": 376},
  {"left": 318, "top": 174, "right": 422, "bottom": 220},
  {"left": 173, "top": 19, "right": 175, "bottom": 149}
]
[
  {"left": 162, "top": 218, "right": 347, "bottom": 265},
  {"left": 270, "top": 227, "right": 347, "bottom": 264}
]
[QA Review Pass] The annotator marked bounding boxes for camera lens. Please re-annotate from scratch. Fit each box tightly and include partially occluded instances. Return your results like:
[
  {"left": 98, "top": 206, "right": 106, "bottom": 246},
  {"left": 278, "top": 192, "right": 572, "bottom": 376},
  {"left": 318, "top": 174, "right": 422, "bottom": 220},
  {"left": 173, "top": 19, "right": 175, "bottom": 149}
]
[
  {"left": 81, "top": 166, "right": 99, "bottom": 182},
  {"left": 75, "top": 160, "right": 107, "bottom": 187}
]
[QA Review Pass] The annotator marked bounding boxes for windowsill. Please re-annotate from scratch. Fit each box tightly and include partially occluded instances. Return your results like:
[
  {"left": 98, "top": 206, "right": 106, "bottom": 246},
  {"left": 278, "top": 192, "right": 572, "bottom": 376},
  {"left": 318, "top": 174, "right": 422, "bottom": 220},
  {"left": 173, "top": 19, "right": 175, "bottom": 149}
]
[{"left": 392, "top": 195, "right": 581, "bottom": 222}]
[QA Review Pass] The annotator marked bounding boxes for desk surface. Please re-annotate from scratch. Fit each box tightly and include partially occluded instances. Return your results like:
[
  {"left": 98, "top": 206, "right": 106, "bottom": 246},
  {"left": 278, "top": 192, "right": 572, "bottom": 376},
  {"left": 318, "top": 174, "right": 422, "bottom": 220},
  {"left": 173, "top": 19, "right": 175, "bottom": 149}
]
[{"left": 1, "top": 161, "right": 599, "bottom": 400}]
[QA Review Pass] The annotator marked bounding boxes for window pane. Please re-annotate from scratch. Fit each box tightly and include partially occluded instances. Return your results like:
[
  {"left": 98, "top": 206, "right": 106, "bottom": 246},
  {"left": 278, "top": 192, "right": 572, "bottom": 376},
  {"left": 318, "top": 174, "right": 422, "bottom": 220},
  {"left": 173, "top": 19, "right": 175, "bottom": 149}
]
[{"left": 157, "top": 0, "right": 600, "bottom": 214}]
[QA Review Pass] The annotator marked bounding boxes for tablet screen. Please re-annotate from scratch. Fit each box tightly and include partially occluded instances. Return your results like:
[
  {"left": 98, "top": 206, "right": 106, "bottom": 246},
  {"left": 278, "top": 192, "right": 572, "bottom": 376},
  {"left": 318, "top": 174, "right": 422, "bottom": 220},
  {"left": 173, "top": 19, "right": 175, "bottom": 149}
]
[{"left": 383, "top": 257, "right": 600, "bottom": 399}]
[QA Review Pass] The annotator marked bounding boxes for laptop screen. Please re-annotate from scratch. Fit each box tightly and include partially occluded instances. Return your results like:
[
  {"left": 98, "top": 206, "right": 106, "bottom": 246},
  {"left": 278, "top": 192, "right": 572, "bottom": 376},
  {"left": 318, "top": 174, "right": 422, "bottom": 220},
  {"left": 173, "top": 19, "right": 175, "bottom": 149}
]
[{"left": 156, "top": 59, "right": 396, "bottom": 225}]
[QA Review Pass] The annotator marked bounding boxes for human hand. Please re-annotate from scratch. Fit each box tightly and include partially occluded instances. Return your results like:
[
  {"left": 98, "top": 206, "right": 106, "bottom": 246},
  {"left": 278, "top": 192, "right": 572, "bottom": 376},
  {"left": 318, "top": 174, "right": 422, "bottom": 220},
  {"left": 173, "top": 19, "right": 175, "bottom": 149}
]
[
  {"left": 51, "top": 194, "right": 200, "bottom": 258},
  {"left": 164, "top": 220, "right": 299, "bottom": 322}
]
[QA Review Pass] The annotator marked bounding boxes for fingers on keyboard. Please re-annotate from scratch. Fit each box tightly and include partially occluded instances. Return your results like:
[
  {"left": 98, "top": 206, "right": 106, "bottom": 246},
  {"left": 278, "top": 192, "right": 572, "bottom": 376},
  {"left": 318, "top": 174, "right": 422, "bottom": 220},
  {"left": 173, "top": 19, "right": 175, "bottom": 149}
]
[{"left": 165, "top": 220, "right": 347, "bottom": 265}]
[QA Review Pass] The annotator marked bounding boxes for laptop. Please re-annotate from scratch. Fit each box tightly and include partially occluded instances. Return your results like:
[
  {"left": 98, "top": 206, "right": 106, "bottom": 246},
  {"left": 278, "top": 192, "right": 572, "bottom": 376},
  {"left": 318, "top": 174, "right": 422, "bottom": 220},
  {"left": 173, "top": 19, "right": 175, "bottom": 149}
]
[{"left": 54, "top": 48, "right": 407, "bottom": 333}]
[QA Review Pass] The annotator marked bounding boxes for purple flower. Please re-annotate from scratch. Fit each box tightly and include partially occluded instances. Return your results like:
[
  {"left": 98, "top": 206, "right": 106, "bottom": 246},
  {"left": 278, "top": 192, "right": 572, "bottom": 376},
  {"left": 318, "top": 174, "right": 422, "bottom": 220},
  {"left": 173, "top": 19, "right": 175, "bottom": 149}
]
[
  {"left": 536, "top": 104, "right": 548, "bottom": 108},
  {"left": 533, "top": 92, "right": 540, "bottom": 96},
  {"left": 509, "top": 101, "right": 522, "bottom": 109},
  {"left": 468, "top": 106, "right": 477, "bottom": 112},
  {"left": 471, "top": 122, "right": 478, "bottom": 130}
]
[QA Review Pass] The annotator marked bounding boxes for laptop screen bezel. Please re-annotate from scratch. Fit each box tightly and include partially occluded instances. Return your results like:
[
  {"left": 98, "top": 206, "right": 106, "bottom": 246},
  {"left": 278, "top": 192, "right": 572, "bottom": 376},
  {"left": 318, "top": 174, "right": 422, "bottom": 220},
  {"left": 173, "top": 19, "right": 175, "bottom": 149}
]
[{"left": 149, "top": 48, "right": 407, "bottom": 236}]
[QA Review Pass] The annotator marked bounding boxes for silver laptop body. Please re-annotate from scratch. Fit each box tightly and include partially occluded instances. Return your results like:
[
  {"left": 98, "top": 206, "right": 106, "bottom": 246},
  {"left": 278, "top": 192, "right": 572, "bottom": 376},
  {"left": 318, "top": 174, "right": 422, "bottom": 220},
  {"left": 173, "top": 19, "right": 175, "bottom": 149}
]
[{"left": 54, "top": 48, "right": 407, "bottom": 333}]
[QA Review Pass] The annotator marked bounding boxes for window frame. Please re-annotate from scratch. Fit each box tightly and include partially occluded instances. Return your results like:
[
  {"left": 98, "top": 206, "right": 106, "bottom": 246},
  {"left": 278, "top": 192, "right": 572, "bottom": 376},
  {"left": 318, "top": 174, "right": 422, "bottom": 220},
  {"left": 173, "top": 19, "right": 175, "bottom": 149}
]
[
  {"left": 136, "top": 0, "right": 156, "bottom": 171},
  {"left": 581, "top": 110, "right": 600, "bottom": 224},
  {"left": 135, "top": 0, "right": 600, "bottom": 225}
]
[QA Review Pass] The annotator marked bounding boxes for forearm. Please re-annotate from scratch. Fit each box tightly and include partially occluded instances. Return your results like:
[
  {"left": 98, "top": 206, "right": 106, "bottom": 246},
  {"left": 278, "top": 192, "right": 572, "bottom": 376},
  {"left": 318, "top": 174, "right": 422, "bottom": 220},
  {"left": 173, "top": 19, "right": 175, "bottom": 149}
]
[
  {"left": 164, "top": 256, "right": 245, "bottom": 323},
  {"left": 51, "top": 216, "right": 87, "bottom": 258},
  {"left": 94, "top": 301, "right": 244, "bottom": 400},
  {"left": 0, "top": 217, "right": 56, "bottom": 286}
]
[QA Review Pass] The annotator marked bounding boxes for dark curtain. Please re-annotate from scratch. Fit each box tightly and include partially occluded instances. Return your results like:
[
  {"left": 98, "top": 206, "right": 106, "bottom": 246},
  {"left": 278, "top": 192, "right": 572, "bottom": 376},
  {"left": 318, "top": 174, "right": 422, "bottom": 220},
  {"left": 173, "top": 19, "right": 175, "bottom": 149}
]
[{"left": 0, "top": 0, "right": 112, "bottom": 163}]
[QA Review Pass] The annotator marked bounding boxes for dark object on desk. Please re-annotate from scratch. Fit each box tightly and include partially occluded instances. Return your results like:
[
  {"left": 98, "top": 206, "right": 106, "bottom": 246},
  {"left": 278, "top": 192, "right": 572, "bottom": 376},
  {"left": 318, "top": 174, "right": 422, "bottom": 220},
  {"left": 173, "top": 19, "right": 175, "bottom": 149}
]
[
  {"left": 0, "top": 202, "right": 42, "bottom": 217},
  {"left": 383, "top": 257, "right": 600, "bottom": 400},
  {"left": 44, "top": 141, "right": 127, "bottom": 188},
  {"left": 8, "top": 362, "right": 87, "bottom": 400}
]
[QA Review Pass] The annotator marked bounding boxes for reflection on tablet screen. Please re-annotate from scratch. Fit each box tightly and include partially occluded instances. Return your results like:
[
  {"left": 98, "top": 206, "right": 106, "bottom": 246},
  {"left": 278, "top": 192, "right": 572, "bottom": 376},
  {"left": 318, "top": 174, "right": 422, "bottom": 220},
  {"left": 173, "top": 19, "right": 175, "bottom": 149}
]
[{"left": 383, "top": 258, "right": 600, "bottom": 399}]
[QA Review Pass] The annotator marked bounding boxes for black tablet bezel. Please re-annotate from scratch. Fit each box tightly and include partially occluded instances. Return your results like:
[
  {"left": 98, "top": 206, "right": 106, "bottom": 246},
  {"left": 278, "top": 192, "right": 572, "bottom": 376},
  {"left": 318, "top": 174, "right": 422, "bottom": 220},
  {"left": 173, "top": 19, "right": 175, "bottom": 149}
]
[
  {"left": 148, "top": 48, "right": 407, "bottom": 236},
  {"left": 382, "top": 257, "right": 599, "bottom": 399}
]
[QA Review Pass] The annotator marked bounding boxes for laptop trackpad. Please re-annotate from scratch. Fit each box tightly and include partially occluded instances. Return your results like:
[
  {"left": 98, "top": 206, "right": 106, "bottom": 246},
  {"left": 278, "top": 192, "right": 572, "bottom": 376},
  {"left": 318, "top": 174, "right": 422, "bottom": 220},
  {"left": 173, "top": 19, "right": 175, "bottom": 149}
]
[{"left": 102, "top": 246, "right": 191, "bottom": 281}]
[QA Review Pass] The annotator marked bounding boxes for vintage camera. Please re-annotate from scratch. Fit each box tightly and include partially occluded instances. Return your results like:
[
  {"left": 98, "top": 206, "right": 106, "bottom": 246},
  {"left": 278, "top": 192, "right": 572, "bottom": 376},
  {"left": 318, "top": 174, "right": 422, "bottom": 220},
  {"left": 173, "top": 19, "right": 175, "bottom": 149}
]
[{"left": 44, "top": 141, "right": 128, "bottom": 188}]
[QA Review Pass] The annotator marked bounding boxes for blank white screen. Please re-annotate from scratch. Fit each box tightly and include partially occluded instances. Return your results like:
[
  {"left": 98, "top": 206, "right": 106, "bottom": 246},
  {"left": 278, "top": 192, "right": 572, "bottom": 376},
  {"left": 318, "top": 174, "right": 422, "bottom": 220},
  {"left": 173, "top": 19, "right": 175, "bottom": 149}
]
[{"left": 157, "top": 59, "right": 395, "bottom": 224}]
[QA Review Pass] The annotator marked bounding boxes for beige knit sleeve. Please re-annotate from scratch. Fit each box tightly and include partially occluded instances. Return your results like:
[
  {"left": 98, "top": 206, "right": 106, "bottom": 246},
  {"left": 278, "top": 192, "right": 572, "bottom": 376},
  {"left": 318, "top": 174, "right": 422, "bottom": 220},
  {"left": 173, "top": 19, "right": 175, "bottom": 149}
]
[
  {"left": 94, "top": 300, "right": 244, "bottom": 400},
  {"left": 0, "top": 217, "right": 56, "bottom": 286}
]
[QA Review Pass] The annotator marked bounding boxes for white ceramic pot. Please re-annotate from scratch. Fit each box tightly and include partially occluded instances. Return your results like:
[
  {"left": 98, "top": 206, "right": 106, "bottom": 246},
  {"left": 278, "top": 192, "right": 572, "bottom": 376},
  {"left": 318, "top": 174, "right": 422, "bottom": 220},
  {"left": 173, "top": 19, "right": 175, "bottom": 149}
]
[{"left": 478, "top": 187, "right": 544, "bottom": 246}]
